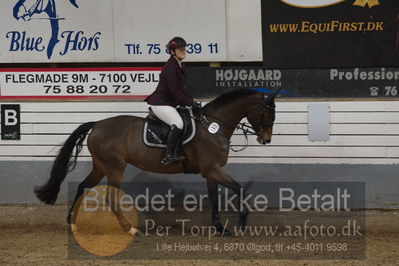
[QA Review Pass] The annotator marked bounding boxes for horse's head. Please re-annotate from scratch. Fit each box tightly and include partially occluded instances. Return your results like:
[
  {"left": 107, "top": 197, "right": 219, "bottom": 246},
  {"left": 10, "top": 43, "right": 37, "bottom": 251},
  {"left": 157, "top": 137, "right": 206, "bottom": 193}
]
[{"left": 246, "top": 92, "right": 277, "bottom": 145}]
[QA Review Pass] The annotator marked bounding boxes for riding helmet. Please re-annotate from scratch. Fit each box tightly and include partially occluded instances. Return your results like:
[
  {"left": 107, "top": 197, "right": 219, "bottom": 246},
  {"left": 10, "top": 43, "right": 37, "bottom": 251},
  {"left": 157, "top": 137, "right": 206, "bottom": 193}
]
[{"left": 167, "top": 37, "right": 187, "bottom": 53}]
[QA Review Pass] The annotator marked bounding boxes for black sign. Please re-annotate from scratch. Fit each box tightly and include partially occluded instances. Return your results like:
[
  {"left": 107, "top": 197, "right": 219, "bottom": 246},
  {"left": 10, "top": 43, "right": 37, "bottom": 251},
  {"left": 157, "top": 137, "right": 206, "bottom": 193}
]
[
  {"left": 261, "top": 0, "right": 399, "bottom": 68},
  {"left": 187, "top": 67, "right": 399, "bottom": 98},
  {"left": 1, "top": 104, "right": 20, "bottom": 140}
]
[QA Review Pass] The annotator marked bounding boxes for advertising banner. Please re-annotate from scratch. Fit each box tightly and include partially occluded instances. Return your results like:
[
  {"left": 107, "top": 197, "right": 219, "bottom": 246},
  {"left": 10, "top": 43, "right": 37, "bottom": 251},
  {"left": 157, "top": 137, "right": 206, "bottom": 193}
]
[
  {"left": 1, "top": 66, "right": 397, "bottom": 100},
  {"left": 0, "top": 0, "right": 226, "bottom": 63},
  {"left": 261, "top": 0, "right": 399, "bottom": 68},
  {"left": 113, "top": 0, "right": 227, "bottom": 62},
  {"left": 0, "top": 68, "right": 161, "bottom": 99},
  {"left": 186, "top": 67, "right": 399, "bottom": 98},
  {"left": 0, "top": 0, "right": 114, "bottom": 63}
]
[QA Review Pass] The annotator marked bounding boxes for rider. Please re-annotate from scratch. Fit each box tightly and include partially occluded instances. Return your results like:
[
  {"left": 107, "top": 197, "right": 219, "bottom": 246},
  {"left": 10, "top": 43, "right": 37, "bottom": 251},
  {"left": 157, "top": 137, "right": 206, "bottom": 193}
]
[{"left": 145, "top": 37, "right": 200, "bottom": 165}]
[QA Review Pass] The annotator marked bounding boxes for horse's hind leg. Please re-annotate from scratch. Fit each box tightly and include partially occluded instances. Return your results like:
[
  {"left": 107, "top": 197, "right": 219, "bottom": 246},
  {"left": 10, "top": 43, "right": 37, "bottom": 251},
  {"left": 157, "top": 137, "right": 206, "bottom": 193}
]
[
  {"left": 105, "top": 168, "right": 138, "bottom": 236},
  {"left": 67, "top": 163, "right": 105, "bottom": 225}
]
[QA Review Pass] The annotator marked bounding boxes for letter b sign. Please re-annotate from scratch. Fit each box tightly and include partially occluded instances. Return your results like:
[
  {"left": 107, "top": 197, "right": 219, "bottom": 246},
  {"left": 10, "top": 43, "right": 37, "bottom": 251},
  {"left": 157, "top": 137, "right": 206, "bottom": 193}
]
[{"left": 1, "top": 105, "right": 20, "bottom": 140}]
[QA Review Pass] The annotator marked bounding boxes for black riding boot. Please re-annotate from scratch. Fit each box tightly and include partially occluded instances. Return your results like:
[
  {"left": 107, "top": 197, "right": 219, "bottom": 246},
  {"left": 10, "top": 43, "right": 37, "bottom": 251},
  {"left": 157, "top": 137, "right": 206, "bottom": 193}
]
[{"left": 161, "top": 125, "right": 184, "bottom": 165}]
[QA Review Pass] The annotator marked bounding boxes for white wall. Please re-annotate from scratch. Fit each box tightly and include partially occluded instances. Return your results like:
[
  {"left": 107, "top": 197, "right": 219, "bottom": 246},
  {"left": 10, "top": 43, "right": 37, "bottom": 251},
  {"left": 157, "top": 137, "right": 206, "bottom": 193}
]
[
  {"left": 1, "top": 101, "right": 398, "bottom": 164},
  {"left": 226, "top": 0, "right": 263, "bottom": 61}
]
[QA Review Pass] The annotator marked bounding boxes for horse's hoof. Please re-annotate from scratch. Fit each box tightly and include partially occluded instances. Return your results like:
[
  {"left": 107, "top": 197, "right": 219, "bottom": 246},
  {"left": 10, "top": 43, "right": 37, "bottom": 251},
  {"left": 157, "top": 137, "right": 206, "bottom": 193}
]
[
  {"left": 71, "top": 223, "right": 78, "bottom": 232},
  {"left": 237, "top": 222, "right": 247, "bottom": 228},
  {"left": 128, "top": 227, "right": 141, "bottom": 237},
  {"left": 67, "top": 213, "right": 73, "bottom": 224}
]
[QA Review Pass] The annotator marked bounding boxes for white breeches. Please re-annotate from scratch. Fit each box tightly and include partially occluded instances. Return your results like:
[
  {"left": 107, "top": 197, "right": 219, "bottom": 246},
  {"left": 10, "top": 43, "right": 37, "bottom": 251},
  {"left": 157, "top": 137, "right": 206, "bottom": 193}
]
[{"left": 150, "top": 105, "right": 184, "bottom": 129}]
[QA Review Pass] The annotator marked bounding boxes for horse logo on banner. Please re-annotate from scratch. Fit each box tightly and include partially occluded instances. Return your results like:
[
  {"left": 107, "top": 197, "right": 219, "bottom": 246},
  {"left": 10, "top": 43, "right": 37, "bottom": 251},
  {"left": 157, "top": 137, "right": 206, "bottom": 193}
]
[{"left": 12, "top": 0, "right": 79, "bottom": 59}]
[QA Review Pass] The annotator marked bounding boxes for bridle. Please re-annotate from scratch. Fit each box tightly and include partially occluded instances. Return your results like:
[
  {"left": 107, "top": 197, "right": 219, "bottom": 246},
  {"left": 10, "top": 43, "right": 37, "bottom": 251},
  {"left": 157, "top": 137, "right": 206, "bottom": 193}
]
[
  {"left": 195, "top": 93, "right": 276, "bottom": 152},
  {"left": 257, "top": 94, "right": 276, "bottom": 134}
]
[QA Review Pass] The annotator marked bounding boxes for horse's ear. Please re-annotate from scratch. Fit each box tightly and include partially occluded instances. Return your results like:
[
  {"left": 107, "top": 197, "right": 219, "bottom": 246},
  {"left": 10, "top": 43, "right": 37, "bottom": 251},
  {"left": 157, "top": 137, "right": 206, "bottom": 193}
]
[{"left": 263, "top": 88, "right": 281, "bottom": 106}]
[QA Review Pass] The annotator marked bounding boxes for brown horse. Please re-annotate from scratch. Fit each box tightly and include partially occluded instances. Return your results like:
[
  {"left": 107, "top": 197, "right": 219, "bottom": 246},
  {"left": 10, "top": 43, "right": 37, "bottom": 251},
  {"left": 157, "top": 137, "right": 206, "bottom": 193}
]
[{"left": 34, "top": 88, "right": 277, "bottom": 236}]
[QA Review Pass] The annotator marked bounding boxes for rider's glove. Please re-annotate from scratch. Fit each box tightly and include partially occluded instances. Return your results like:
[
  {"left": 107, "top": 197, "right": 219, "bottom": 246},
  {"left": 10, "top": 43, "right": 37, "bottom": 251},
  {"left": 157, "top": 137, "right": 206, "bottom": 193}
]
[{"left": 192, "top": 101, "right": 202, "bottom": 113}]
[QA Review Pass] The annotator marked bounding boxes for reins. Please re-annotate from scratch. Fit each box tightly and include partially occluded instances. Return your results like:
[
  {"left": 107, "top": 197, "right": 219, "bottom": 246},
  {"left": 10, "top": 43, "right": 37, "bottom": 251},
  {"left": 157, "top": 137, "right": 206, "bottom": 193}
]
[
  {"left": 197, "top": 111, "right": 256, "bottom": 152},
  {"left": 187, "top": 90, "right": 279, "bottom": 152},
  {"left": 192, "top": 103, "right": 274, "bottom": 152}
]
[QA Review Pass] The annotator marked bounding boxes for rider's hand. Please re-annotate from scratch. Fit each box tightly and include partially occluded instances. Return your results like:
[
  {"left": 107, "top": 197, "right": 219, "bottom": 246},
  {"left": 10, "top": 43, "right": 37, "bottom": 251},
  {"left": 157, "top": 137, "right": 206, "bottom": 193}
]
[
  {"left": 192, "top": 102, "right": 202, "bottom": 113},
  {"left": 192, "top": 102, "right": 202, "bottom": 111}
]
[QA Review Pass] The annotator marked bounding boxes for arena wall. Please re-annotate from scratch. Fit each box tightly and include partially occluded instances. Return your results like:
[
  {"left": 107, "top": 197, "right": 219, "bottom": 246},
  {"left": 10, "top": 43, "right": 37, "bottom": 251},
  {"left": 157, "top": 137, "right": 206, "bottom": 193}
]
[{"left": 0, "top": 101, "right": 397, "bottom": 208}]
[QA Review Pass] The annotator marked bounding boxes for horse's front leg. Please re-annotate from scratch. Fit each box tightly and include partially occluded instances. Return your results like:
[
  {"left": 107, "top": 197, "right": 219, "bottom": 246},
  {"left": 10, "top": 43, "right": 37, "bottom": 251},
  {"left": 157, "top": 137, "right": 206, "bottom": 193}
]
[
  {"left": 204, "top": 167, "right": 249, "bottom": 234},
  {"left": 218, "top": 176, "right": 249, "bottom": 229},
  {"left": 206, "top": 180, "right": 231, "bottom": 236}
]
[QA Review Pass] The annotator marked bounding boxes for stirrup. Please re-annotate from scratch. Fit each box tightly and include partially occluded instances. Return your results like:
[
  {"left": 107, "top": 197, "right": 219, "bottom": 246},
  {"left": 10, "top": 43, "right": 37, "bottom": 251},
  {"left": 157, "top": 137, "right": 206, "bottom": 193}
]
[
  {"left": 161, "top": 153, "right": 175, "bottom": 165},
  {"left": 174, "top": 151, "right": 186, "bottom": 161}
]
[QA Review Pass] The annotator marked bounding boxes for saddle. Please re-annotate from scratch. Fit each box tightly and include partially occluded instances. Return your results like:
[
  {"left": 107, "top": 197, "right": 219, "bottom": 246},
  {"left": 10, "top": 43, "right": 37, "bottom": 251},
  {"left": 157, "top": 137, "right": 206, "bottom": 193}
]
[{"left": 143, "top": 107, "right": 196, "bottom": 148}]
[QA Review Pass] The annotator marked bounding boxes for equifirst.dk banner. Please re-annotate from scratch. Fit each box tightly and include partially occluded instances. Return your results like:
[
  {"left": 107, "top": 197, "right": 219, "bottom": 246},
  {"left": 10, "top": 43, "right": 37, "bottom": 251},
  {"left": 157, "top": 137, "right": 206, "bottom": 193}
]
[{"left": 261, "top": 0, "right": 399, "bottom": 68}]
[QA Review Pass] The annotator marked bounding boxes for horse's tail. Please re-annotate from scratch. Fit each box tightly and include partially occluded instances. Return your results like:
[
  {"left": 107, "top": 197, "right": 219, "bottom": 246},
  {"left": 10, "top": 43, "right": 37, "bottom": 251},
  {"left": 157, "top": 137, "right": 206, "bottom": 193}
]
[{"left": 34, "top": 122, "right": 96, "bottom": 204}]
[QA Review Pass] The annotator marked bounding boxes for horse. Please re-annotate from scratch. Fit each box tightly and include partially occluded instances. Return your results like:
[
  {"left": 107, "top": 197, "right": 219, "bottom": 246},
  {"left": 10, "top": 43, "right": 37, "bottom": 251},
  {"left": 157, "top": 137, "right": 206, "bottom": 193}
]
[
  {"left": 34, "top": 88, "right": 278, "bottom": 236},
  {"left": 13, "top": 0, "right": 79, "bottom": 59}
]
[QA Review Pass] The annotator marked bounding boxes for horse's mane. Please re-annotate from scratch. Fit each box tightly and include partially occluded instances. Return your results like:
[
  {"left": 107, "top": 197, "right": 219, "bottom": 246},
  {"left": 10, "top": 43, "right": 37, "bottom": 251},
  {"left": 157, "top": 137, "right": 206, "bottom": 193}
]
[{"left": 204, "top": 88, "right": 258, "bottom": 109}]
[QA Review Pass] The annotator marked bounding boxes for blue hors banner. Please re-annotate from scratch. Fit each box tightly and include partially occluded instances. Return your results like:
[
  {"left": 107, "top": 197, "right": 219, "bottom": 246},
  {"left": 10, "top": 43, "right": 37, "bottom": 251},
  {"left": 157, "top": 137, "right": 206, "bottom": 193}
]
[
  {"left": 113, "top": 0, "right": 227, "bottom": 62},
  {"left": 0, "top": 0, "right": 227, "bottom": 63},
  {"left": 0, "top": 0, "right": 114, "bottom": 62}
]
